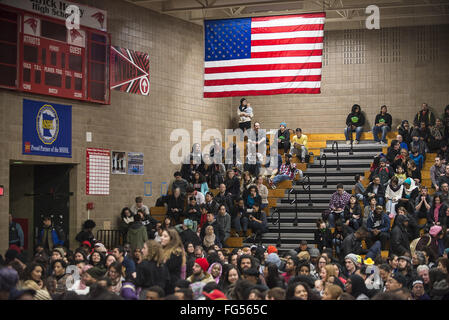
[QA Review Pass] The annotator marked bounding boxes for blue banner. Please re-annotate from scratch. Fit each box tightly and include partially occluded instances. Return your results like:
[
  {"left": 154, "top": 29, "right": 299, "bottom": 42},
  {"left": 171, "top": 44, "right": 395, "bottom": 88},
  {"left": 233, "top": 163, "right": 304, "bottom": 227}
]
[{"left": 22, "top": 99, "right": 72, "bottom": 158}]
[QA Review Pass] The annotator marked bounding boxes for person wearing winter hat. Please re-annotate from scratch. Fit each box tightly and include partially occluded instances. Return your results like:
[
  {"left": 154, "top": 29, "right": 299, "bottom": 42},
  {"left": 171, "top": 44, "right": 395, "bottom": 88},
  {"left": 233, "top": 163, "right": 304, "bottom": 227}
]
[
  {"left": 344, "top": 254, "right": 359, "bottom": 277},
  {"left": 0, "top": 267, "right": 19, "bottom": 300},
  {"left": 237, "top": 98, "right": 253, "bottom": 132},
  {"left": 411, "top": 279, "right": 430, "bottom": 300},
  {"left": 203, "top": 289, "right": 228, "bottom": 300},
  {"left": 277, "top": 122, "right": 291, "bottom": 154},
  {"left": 187, "top": 258, "right": 215, "bottom": 299},
  {"left": 385, "top": 273, "right": 407, "bottom": 292},
  {"left": 86, "top": 267, "right": 106, "bottom": 282},
  {"left": 120, "top": 282, "right": 138, "bottom": 300},
  {"left": 267, "top": 245, "right": 278, "bottom": 255},
  {"left": 265, "top": 253, "right": 282, "bottom": 269}
]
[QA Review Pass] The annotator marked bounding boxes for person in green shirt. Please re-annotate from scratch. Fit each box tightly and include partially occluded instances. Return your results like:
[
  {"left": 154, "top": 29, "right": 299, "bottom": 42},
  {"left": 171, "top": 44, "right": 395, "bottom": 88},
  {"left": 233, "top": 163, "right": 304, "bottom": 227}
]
[{"left": 345, "top": 104, "right": 365, "bottom": 144}]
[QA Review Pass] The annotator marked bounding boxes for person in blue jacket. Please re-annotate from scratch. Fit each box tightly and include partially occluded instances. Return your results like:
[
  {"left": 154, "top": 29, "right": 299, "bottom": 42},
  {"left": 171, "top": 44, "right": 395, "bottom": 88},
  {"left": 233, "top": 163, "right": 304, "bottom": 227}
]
[
  {"left": 37, "top": 216, "right": 64, "bottom": 252},
  {"left": 366, "top": 205, "right": 391, "bottom": 250},
  {"left": 9, "top": 214, "right": 24, "bottom": 250}
]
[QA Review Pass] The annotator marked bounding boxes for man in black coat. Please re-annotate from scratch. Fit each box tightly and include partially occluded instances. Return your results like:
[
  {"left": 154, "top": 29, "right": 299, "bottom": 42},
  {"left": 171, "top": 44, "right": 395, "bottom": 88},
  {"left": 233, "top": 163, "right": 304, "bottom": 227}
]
[
  {"left": 167, "top": 188, "right": 185, "bottom": 224},
  {"left": 200, "top": 212, "right": 225, "bottom": 247},
  {"left": 214, "top": 183, "right": 235, "bottom": 214},
  {"left": 341, "top": 226, "right": 381, "bottom": 261},
  {"left": 179, "top": 219, "right": 201, "bottom": 247},
  {"left": 364, "top": 175, "right": 386, "bottom": 206},
  {"left": 390, "top": 215, "right": 411, "bottom": 256}
]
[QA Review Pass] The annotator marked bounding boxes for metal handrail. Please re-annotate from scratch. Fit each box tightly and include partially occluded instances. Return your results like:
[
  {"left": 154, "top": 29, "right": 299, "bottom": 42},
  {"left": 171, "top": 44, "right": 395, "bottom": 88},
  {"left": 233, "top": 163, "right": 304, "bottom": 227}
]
[
  {"left": 331, "top": 141, "right": 342, "bottom": 171},
  {"left": 347, "top": 125, "right": 354, "bottom": 155},
  {"left": 300, "top": 174, "right": 313, "bottom": 207},
  {"left": 320, "top": 153, "right": 328, "bottom": 188},
  {"left": 288, "top": 187, "right": 299, "bottom": 226},
  {"left": 271, "top": 207, "right": 282, "bottom": 248}
]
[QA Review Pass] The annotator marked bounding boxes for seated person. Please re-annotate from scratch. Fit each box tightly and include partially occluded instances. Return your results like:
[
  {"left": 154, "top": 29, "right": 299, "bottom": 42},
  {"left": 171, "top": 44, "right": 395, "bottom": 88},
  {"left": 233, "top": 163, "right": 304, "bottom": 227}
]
[
  {"left": 290, "top": 128, "right": 308, "bottom": 163},
  {"left": 372, "top": 105, "right": 392, "bottom": 144},
  {"left": 409, "top": 130, "right": 428, "bottom": 160},
  {"left": 217, "top": 205, "right": 232, "bottom": 245},
  {"left": 397, "top": 178, "right": 419, "bottom": 214},
  {"left": 130, "top": 196, "right": 150, "bottom": 216},
  {"left": 341, "top": 226, "right": 381, "bottom": 261},
  {"left": 373, "top": 157, "right": 393, "bottom": 187},
  {"left": 409, "top": 147, "right": 424, "bottom": 172},
  {"left": 181, "top": 156, "right": 201, "bottom": 183},
  {"left": 200, "top": 212, "right": 225, "bottom": 248},
  {"left": 328, "top": 183, "right": 352, "bottom": 228},
  {"left": 436, "top": 182, "right": 449, "bottom": 207},
  {"left": 233, "top": 198, "right": 249, "bottom": 237},
  {"left": 394, "top": 164, "right": 407, "bottom": 185},
  {"left": 244, "top": 185, "right": 262, "bottom": 214},
  {"left": 343, "top": 195, "right": 362, "bottom": 232},
  {"left": 366, "top": 205, "right": 391, "bottom": 250},
  {"left": 406, "top": 159, "right": 421, "bottom": 185},
  {"left": 437, "top": 143, "right": 449, "bottom": 164},
  {"left": 344, "top": 104, "right": 365, "bottom": 144},
  {"left": 385, "top": 176, "right": 404, "bottom": 219},
  {"left": 427, "top": 195, "right": 447, "bottom": 227},
  {"left": 243, "top": 203, "right": 268, "bottom": 242},
  {"left": 397, "top": 120, "right": 412, "bottom": 146},
  {"left": 209, "top": 138, "right": 224, "bottom": 164},
  {"left": 166, "top": 188, "right": 185, "bottom": 224},
  {"left": 417, "top": 121, "right": 431, "bottom": 144},
  {"left": 396, "top": 134, "right": 409, "bottom": 151},
  {"left": 413, "top": 103, "right": 435, "bottom": 128},
  {"left": 191, "top": 172, "right": 209, "bottom": 195},
  {"left": 185, "top": 196, "right": 201, "bottom": 225},
  {"left": 186, "top": 185, "right": 205, "bottom": 206},
  {"left": 204, "top": 192, "right": 219, "bottom": 216},
  {"left": 214, "top": 183, "right": 235, "bottom": 214},
  {"left": 414, "top": 186, "right": 431, "bottom": 220},
  {"left": 277, "top": 122, "right": 291, "bottom": 155},
  {"left": 364, "top": 175, "right": 385, "bottom": 206},
  {"left": 393, "top": 148, "right": 409, "bottom": 171},
  {"left": 386, "top": 140, "right": 400, "bottom": 164},
  {"left": 438, "top": 164, "right": 449, "bottom": 190},
  {"left": 268, "top": 154, "right": 301, "bottom": 189},
  {"left": 224, "top": 169, "right": 241, "bottom": 200}
]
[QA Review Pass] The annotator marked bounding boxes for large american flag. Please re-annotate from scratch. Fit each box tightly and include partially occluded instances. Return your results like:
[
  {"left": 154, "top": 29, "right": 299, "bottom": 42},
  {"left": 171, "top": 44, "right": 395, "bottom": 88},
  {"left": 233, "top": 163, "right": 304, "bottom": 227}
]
[{"left": 203, "top": 13, "right": 325, "bottom": 98}]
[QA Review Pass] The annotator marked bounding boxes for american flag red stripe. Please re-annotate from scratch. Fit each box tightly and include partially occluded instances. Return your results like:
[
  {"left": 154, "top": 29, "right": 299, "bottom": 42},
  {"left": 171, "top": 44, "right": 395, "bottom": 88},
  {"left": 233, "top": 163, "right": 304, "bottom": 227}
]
[{"left": 204, "top": 12, "right": 325, "bottom": 98}]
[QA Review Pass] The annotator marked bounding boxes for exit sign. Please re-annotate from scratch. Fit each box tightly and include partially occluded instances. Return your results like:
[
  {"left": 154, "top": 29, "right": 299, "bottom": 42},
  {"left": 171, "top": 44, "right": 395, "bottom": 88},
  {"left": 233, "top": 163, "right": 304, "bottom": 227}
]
[{"left": 0, "top": 185, "right": 4, "bottom": 196}]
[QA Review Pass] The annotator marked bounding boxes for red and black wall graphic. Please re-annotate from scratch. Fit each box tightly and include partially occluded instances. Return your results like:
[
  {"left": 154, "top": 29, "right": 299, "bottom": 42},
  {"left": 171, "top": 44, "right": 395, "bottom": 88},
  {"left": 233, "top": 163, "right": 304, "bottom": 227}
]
[{"left": 110, "top": 46, "right": 149, "bottom": 96}]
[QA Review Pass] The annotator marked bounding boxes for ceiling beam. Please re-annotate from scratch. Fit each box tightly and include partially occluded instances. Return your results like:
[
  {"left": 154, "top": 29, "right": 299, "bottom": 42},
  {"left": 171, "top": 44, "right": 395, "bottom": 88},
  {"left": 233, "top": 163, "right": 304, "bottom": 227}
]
[{"left": 162, "top": 0, "right": 304, "bottom": 12}]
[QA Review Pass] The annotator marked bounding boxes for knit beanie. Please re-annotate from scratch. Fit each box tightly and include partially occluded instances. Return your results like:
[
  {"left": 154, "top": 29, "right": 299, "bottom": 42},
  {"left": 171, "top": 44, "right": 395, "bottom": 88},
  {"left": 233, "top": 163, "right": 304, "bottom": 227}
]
[
  {"left": 265, "top": 253, "right": 281, "bottom": 268},
  {"left": 86, "top": 267, "right": 105, "bottom": 280},
  {"left": 429, "top": 225, "right": 442, "bottom": 237},
  {"left": 195, "top": 258, "right": 210, "bottom": 273},
  {"left": 267, "top": 245, "right": 278, "bottom": 255},
  {"left": 120, "top": 282, "right": 138, "bottom": 300},
  {"left": 345, "top": 253, "right": 359, "bottom": 266}
]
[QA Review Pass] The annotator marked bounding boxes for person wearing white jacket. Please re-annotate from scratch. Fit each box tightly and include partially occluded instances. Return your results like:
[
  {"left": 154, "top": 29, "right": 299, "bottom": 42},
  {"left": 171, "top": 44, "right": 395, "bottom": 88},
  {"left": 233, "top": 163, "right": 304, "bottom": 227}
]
[{"left": 385, "top": 176, "right": 404, "bottom": 219}]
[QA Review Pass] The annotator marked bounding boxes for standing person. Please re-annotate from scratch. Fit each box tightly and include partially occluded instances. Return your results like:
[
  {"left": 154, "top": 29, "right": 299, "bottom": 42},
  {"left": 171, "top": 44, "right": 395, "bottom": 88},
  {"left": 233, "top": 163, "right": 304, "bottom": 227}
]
[
  {"left": 75, "top": 219, "right": 96, "bottom": 248},
  {"left": 161, "top": 228, "right": 186, "bottom": 294},
  {"left": 277, "top": 122, "right": 291, "bottom": 155},
  {"left": 118, "top": 207, "right": 134, "bottom": 240},
  {"left": 327, "top": 184, "right": 352, "bottom": 228},
  {"left": 413, "top": 103, "right": 436, "bottom": 128},
  {"left": 237, "top": 98, "right": 253, "bottom": 132},
  {"left": 135, "top": 240, "right": 170, "bottom": 293},
  {"left": 37, "top": 216, "right": 64, "bottom": 253},
  {"left": 9, "top": 214, "right": 24, "bottom": 250},
  {"left": 126, "top": 214, "right": 148, "bottom": 252},
  {"left": 372, "top": 105, "right": 393, "bottom": 145},
  {"left": 171, "top": 171, "right": 190, "bottom": 196},
  {"left": 431, "top": 156, "right": 446, "bottom": 192},
  {"left": 217, "top": 205, "right": 231, "bottom": 246},
  {"left": 255, "top": 175, "right": 269, "bottom": 209},
  {"left": 344, "top": 104, "right": 365, "bottom": 144},
  {"left": 290, "top": 128, "right": 308, "bottom": 163}
]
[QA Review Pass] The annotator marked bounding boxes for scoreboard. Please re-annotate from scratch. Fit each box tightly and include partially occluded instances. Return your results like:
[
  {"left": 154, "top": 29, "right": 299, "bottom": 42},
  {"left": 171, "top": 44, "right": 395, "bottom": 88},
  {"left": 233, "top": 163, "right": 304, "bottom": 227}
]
[{"left": 0, "top": 1, "right": 110, "bottom": 104}]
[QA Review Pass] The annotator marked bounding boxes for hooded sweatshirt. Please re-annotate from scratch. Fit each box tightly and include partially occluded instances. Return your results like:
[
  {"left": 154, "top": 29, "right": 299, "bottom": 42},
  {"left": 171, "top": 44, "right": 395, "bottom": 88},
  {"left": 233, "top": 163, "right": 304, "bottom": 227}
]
[
  {"left": 390, "top": 215, "right": 410, "bottom": 256},
  {"left": 126, "top": 221, "right": 148, "bottom": 251},
  {"left": 346, "top": 105, "right": 365, "bottom": 127},
  {"left": 207, "top": 262, "right": 223, "bottom": 284}
]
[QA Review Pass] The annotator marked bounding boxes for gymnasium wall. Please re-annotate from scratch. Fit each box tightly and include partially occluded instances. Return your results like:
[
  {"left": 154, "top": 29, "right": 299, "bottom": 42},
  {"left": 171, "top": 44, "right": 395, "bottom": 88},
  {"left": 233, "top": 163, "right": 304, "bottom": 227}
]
[
  {"left": 0, "top": 0, "right": 232, "bottom": 252},
  {"left": 231, "top": 25, "right": 449, "bottom": 133}
]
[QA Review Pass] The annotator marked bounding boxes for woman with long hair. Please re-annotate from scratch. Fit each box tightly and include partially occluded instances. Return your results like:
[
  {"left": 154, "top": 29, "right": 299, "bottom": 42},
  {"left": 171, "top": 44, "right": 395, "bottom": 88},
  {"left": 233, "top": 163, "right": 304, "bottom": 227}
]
[
  {"left": 428, "top": 195, "right": 448, "bottom": 227},
  {"left": 286, "top": 281, "right": 320, "bottom": 300},
  {"left": 22, "top": 262, "right": 52, "bottom": 300},
  {"left": 192, "top": 172, "right": 209, "bottom": 195},
  {"left": 219, "top": 265, "right": 240, "bottom": 294},
  {"left": 107, "top": 261, "right": 125, "bottom": 295},
  {"left": 47, "top": 259, "right": 73, "bottom": 296},
  {"left": 264, "top": 262, "right": 285, "bottom": 289},
  {"left": 161, "top": 228, "right": 186, "bottom": 294},
  {"left": 88, "top": 251, "right": 106, "bottom": 274},
  {"left": 135, "top": 240, "right": 170, "bottom": 293}
]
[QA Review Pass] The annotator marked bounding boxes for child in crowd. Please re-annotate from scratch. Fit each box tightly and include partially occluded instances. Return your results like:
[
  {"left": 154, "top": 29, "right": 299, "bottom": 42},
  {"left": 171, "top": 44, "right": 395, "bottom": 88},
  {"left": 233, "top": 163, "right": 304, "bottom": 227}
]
[
  {"left": 409, "top": 146, "right": 424, "bottom": 172},
  {"left": 394, "top": 165, "right": 407, "bottom": 184}
]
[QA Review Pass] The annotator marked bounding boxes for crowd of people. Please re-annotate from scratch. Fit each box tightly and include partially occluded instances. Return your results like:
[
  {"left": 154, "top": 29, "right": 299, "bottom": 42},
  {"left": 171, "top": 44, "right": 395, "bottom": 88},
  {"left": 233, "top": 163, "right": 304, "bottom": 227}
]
[{"left": 2, "top": 101, "right": 449, "bottom": 300}]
